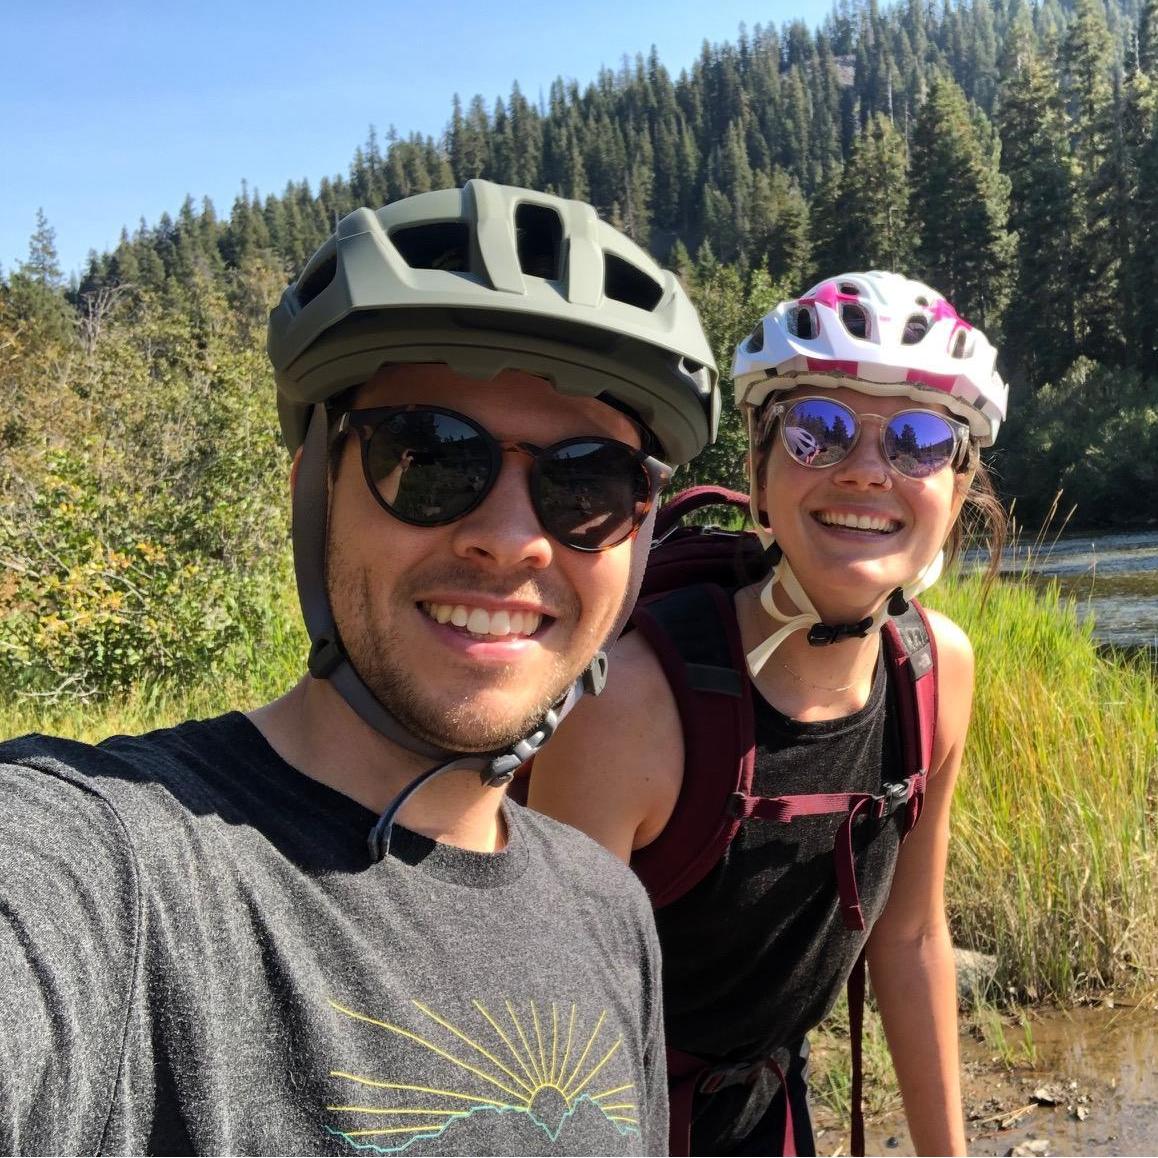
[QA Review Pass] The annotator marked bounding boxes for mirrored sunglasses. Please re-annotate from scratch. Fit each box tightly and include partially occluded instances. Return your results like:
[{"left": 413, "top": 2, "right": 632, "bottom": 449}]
[
  {"left": 336, "top": 405, "right": 672, "bottom": 552},
  {"left": 769, "top": 396, "right": 970, "bottom": 479}
]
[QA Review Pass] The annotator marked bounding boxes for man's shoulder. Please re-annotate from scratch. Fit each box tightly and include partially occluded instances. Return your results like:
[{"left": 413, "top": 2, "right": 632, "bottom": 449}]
[
  {"left": 0, "top": 713, "right": 260, "bottom": 827},
  {"left": 509, "top": 800, "right": 655, "bottom": 909}
]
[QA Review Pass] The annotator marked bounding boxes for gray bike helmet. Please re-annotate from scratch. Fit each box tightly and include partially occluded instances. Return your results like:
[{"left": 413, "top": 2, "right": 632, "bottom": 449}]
[
  {"left": 268, "top": 179, "right": 719, "bottom": 464},
  {"left": 266, "top": 181, "right": 719, "bottom": 859}
]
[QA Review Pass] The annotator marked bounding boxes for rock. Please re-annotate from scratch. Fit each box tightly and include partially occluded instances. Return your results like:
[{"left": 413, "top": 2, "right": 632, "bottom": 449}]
[
  {"left": 955, "top": 947, "right": 999, "bottom": 1003},
  {"left": 1074, "top": 1105, "right": 1090, "bottom": 1121},
  {"left": 1007, "top": 1140, "right": 1051, "bottom": 1157},
  {"left": 1032, "top": 1086, "right": 1063, "bottom": 1105}
]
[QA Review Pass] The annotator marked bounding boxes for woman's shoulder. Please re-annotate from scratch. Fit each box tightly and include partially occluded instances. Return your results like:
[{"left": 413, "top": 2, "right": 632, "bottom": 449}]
[
  {"left": 526, "top": 626, "right": 684, "bottom": 858},
  {"left": 559, "top": 625, "right": 679, "bottom": 730},
  {"left": 921, "top": 605, "right": 975, "bottom": 687},
  {"left": 919, "top": 605, "right": 975, "bottom": 771}
]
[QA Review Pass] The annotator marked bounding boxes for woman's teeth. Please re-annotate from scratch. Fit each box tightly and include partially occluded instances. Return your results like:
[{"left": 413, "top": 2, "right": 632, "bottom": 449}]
[
  {"left": 423, "top": 602, "right": 543, "bottom": 637},
  {"left": 816, "top": 511, "right": 900, "bottom": 533}
]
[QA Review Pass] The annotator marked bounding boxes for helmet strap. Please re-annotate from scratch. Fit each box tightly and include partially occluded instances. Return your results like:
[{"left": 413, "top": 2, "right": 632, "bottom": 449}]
[{"left": 744, "top": 537, "right": 945, "bottom": 677}]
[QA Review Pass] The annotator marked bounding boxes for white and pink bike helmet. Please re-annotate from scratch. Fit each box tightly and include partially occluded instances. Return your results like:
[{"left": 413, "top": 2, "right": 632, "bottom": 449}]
[{"left": 731, "top": 271, "right": 1009, "bottom": 675}]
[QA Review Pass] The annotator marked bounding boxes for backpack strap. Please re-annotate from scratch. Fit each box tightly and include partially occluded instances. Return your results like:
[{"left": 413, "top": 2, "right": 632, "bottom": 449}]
[
  {"left": 653, "top": 484, "right": 751, "bottom": 540},
  {"left": 628, "top": 583, "right": 755, "bottom": 909},
  {"left": 879, "top": 599, "right": 939, "bottom": 837},
  {"left": 728, "top": 601, "right": 939, "bottom": 934}
]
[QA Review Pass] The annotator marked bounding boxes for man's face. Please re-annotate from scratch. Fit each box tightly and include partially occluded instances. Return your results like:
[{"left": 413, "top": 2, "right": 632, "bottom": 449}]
[{"left": 324, "top": 364, "right": 645, "bottom": 754}]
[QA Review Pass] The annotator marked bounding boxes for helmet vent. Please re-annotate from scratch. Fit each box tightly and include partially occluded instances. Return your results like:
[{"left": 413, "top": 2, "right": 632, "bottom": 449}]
[
  {"left": 840, "top": 302, "right": 868, "bottom": 339},
  {"left": 604, "top": 254, "right": 664, "bottom": 311},
  {"left": 839, "top": 282, "right": 860, "bottom": 295},
  {"left": 390, "top": 222, "right": 471, "bottom": 271},
  {"left": 951, "top": 329, "right": 971, "bottom": 358},
  {"left": 902, "top": 314, "right": 929, "bottom": 344},
  {"left": 296, "top": 252, "right": 338, "bottom": 310},
  {"left": 791, "top": 306, "right": 814, "bottom": 339},
  {"left": 515, "top": 203, "right": 563, "bottom": 280},
  {"left": 745, "top": 324, "right": 764, "bottom": 353}
]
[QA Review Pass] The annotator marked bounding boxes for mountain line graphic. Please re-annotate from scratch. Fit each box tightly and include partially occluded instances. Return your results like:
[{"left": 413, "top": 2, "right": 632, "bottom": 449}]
[{"left": 325, "top": 996, "right": 640, "bottom": 1153}]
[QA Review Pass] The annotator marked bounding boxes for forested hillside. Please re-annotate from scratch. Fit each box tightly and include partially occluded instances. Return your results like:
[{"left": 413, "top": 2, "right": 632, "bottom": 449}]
[{"left": 3, "top": 0, "right": 1156, "bottom": 697}]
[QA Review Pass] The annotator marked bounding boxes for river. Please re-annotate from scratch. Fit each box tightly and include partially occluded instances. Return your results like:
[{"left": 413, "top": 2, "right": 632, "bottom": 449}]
[{"left": 982, "top": 528, "right": 1158, "bottom": 652}]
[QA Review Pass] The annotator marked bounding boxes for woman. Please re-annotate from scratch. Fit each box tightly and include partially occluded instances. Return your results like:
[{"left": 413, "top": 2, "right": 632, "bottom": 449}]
[{"left": 527, "top": 272, "right": 1008, "bottom": 1156}]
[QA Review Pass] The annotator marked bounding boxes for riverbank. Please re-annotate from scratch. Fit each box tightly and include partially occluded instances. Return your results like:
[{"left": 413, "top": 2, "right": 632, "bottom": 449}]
[{"left": 810, "top": 999, "right": 1158, "bottom": 1156}]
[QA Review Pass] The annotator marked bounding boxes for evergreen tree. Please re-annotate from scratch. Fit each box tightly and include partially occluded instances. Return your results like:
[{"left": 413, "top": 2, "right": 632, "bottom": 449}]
[
  {"left": 812, "top": 113, "right": 914, "bottom": 277},
  {"left": 1082, "top": 70, "right": 1135, "bottom": 365},
  {"left": 1061, "top": 0, "right": 1129, "bottom": 362},
  {"left": 759, "top": 171, "right": 812, "bottom": 289},
  {"left": 997, "top": 25, "right": 1080, "bottom": 385},
  {"left": 1140, "top": 0, "right": 1158, "bottom": 73},
  {"left": 909, "top": 74, "right": 1012, "bottom": 331},
  {"left": 7, "top": 209, "right": 75, "bottom": 345}
]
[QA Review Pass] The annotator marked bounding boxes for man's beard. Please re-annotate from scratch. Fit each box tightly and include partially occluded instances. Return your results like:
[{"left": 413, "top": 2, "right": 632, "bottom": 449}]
[{"left": 326, "top": 559, "right": 592, "bottom": 754}]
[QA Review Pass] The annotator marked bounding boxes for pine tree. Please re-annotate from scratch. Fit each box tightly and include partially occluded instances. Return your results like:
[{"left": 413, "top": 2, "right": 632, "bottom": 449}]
[
  {"left": 810, "top": 114, "right": 913, "bottom": 277},
  {"left": 1140, "top": 0, "right": 1158, "bottom": 73},
  {"left": 757, "top": 170, "right": 811, "bottom": 289},
  {"left": 508, "top": 83, "right": 543, "bottom": 189},
  {"left": 8, "top": 209, "right": 75, "bottom": 345},
  {"left": 621, "top": 129, "right": 655, "bottom": 247},
  {"left": 909, "top": 75, "right": 1013, "bottom": 331},
  {"left": 1062, "top": 0, "right": 1121, "bottom": 362},
  {"left": 1130, "top": 4, "right": 1158, "bottom": 368},
  {"left": 997, "top": 25, "right": 1080, "bottom": 384}
]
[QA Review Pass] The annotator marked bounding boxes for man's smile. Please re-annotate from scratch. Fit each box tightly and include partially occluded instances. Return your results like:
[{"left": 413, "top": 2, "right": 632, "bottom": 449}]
[{"left": 420, "top": 602, "right": 546, "bottom": 639}]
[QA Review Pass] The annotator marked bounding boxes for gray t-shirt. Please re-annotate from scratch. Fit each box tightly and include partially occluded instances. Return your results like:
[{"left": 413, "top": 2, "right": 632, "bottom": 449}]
[{"left": 0, "top": 713, "right": 667, "bottom": 1156}]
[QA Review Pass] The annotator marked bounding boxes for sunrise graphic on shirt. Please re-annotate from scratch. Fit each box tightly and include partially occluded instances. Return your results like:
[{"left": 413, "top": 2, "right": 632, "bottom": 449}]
[{"left": 324, "top": 997, "right": 640, "bottom": 1153}]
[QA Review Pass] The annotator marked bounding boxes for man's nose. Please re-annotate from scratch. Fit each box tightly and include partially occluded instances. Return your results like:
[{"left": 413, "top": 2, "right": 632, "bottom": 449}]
[{"left": 448, "top": 448, "right": 554, "bottom": 569}]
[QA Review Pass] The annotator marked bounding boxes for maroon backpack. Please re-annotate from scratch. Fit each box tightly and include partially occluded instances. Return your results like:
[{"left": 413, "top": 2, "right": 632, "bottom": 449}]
[{"left": 628, "top": 486, "right": 939, "bottom": 1157}]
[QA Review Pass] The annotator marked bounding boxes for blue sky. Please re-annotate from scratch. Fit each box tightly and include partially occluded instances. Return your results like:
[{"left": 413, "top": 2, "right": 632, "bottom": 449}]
[{"left": 2, "top": 0, "right": 809, "bottom": 280}]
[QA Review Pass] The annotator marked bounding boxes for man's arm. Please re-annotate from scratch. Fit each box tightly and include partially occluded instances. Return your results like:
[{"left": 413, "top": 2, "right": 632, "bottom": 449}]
[
  {"left": 0, "top": 755, "right": 138, "bottom": 1155},
  {"left": 866, "top": 609, "right": 973, "bottom": 1156},
  {"left": 527, "top": 629, "right": 684, "bottom": 861}
]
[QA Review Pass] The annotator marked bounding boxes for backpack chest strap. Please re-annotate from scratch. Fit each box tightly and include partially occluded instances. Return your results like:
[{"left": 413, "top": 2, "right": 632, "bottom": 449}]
[{"left": 726, "top": 773, "right": 927, "bottom": 931}]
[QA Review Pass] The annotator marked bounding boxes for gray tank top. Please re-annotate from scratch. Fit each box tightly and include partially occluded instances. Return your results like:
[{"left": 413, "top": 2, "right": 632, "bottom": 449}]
[{"left": 654, "top": 654, "right": 905, "bottom": 1062}]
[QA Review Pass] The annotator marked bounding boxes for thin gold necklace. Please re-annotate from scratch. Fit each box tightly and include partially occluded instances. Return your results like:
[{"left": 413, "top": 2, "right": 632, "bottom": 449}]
[
  {"left": 742, "top": 587, "right": 875, "bottom": 693},
  {"left": 776, "top": 657, "right": 865, "bottom": 693}
]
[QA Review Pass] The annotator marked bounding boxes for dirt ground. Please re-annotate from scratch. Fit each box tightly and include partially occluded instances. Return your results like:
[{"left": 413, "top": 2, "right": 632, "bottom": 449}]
[{"left": 810, "top": 1003, "right": 1158, "bottom": 1156}]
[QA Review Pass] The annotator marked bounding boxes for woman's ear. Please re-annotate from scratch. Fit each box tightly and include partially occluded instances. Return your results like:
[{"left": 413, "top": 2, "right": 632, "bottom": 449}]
[{"left": 748, "top": 450, "right": 773, "bottom": 530}]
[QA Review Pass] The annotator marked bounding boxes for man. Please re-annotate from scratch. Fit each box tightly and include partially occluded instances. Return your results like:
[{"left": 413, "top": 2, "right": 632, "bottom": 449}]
[{"left": 0, "top": 181, "right": 718, "bottom": 1155}]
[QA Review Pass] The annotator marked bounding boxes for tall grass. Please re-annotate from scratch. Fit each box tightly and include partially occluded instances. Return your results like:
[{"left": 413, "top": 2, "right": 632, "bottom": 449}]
[{"left": 925, "top": 569, "right": 1158, "bottom": 1001}]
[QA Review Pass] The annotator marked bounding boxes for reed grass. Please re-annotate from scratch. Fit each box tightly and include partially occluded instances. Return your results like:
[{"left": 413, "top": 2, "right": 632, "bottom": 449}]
[{"left": 924, "top": 569, "right": 1158, "bottom": 1001}]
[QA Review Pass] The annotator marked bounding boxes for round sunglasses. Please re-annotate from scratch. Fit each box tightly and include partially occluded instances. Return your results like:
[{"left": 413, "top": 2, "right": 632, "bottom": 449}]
[
  {"left": 335, "top": 405, "right": 672, "bottom": 552},
  {"left": 767, "top": 396, "right": 970, "bottom": 479}
]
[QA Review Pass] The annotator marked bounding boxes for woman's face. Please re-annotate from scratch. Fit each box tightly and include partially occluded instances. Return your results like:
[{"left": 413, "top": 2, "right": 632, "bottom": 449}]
[{"left": 755, "top": 385, "right": 969, "bottom": 622}]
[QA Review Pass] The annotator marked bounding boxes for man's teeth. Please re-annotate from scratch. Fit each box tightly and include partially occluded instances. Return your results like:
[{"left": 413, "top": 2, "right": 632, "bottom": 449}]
[
  {"left": 423, "top": 603, "right": 542, "bottom": 637},
  {"left": 816, "top": 511, "right": 900, "bottom": 533}
]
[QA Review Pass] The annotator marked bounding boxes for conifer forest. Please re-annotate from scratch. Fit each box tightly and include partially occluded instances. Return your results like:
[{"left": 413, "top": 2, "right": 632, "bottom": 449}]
[{"left": 3, "top": 0, "right": 1157, "bottom": 697}]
